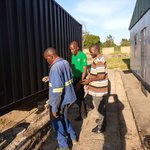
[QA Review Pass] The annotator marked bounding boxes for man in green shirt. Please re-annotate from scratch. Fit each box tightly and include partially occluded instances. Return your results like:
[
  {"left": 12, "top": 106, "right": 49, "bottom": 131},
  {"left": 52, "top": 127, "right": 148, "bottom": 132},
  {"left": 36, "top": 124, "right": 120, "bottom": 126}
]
[{"left": 70, "top": 41, "right": 87, "bottom": 121}]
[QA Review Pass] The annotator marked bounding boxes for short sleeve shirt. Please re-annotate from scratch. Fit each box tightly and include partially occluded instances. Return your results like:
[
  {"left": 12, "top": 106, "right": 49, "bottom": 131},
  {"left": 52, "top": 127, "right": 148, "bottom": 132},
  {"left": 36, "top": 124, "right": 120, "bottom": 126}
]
[{"left": 71, "top": 51, "right": 87, "bottom": 78}]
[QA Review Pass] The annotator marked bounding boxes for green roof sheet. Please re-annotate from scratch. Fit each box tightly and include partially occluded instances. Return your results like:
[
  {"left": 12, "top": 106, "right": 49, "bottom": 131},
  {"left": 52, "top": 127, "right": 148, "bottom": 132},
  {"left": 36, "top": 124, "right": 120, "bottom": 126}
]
[{"left": 129, "top": 0, "right": 150, "bottom": 30}]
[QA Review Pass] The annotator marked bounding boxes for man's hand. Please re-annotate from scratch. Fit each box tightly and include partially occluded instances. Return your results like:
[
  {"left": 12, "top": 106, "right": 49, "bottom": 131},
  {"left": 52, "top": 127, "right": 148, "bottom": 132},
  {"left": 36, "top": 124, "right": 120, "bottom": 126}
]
[
  {"left": 42, "top": 76, "right": 49, "bottom": 83},
  {"left": 52, "top": 112, "right": 58, "bottom": 118},
  {"left": 81, "top": 79, "right": 90, "bottom": 85}
]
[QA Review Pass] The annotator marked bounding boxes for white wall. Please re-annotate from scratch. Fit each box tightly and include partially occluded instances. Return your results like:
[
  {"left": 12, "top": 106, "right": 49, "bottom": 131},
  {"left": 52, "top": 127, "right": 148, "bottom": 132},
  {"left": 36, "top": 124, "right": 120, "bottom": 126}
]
[
  {"left": 102, "top": 47, "right": 114, "bottom": 54},
  {"left": 121, "top": 46, "right": 130, "bottom": 54}
]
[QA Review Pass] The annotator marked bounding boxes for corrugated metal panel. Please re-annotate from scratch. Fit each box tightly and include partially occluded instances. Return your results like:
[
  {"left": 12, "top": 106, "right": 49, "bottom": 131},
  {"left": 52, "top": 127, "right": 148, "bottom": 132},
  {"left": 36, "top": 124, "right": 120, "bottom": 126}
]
[
  {"left": 129, "top": 0, "right": 150, "bottom": 30},
  {"left": 0, "top": 0, "right": 82, "bottom": 108}
]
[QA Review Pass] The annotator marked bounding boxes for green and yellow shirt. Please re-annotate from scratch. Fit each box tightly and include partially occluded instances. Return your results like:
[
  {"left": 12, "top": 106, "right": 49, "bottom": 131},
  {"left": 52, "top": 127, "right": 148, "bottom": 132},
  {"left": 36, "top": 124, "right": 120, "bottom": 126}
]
[{"left": 71, "top": 51, "right": 87, "bottom": 78}]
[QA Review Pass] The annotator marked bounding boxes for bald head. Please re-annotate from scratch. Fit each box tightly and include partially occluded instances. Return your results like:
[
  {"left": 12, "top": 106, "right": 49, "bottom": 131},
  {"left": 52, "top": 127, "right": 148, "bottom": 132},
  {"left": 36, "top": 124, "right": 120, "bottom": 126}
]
[
  {"left": 70, "top": 41, "right": 78, "bottom": 47},
  {"left": 44, "top": 47, "right": 57, "bottom": 56},
  {"left": 69, "top": 41, "right": 79, "bottom": 55},
  {"left": 43, "top": 47, "right": 58, "bottom": 64}
]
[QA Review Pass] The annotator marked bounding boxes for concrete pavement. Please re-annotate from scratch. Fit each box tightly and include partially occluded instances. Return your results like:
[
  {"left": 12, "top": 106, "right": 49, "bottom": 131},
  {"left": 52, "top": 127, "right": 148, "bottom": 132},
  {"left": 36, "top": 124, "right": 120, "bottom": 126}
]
[
  {"left": 70, "top": 70, "right": 142, "bottom": 150},
  {"left": 39, "top": 70, "right": 143, "bottom": 150},
  {"left": 121, "top": 70, "right": 150, "bottom": 149}
]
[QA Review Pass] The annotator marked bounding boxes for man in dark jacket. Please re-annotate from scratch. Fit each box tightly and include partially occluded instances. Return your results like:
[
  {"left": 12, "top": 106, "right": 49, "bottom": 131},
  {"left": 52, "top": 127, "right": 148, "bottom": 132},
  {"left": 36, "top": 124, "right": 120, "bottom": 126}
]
[{"left": 43, "top": 47, "right": 77, "bottom": 150}]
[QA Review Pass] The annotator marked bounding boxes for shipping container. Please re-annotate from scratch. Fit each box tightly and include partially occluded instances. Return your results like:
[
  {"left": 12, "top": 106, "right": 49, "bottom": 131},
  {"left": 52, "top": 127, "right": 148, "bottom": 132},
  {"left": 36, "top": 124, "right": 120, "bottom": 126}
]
[{"left": 0, "top": 0, "right": 82, "bottom": 111}]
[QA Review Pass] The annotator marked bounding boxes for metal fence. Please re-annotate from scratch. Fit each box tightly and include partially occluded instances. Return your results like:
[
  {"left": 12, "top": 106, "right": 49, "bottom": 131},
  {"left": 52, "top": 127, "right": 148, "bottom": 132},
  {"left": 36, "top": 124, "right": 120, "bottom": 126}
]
[{"left": 0, "top": 0, "right": 82, "bottom": 108}]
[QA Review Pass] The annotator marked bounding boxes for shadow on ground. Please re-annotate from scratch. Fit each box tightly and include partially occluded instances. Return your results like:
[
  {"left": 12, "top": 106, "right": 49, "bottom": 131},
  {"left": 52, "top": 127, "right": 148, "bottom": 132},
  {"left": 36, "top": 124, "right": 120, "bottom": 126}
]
[
  {"left": 0, "top": 122, "right": 30, "bottom": 149},
  {"left": 103, "top": 94, "right": 127, "bottom": 150},
  {"left": 122, "top": 58, "right": 130, "bottom": 70}
]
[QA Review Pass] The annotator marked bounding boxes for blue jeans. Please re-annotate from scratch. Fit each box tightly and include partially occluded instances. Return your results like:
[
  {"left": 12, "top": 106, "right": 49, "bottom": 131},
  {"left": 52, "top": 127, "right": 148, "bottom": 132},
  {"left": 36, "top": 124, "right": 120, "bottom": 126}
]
[{"left": 50, "top": 105, "right": 76, "bottom": 149}]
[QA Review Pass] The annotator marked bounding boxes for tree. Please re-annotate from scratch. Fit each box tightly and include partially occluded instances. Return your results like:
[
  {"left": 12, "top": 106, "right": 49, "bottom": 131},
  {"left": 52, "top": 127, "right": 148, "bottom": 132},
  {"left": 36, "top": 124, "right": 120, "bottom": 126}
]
[
  {"left": 82, "top": 31, "right": 89, "bottom": 48},
  {"left": 80, "top": 20, "right": 90, "bottom": 48},
  {"left": 120, "top": 38, "right": 130, "bottom": 46},
  {"left": 83, "top": 34, "right": 101, "bottom": 48},
  {"left": 102, "top": 35, "right": 116, "bottom": 47},
  {"left": 80, "top": 21, "right": 101, "bottom": 48}
]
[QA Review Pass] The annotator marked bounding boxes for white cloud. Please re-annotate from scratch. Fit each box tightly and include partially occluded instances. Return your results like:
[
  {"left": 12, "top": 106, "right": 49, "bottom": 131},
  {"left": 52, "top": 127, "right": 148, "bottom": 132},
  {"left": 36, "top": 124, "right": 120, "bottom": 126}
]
[
  {"left": 101, "top": 18, "right": 131, "bottom": 30},
  {"left": 75, "top": 0, "right": 127, "bottom": 17},
  {"left": 55, "top": 0, "right": 136, "bottom": 44},
  {"left": 74, "top": 0, "right": 132, "bottom": 32},
  {"left": 78, "top": 17, "right": 95, "bottom": 25},
  {"left": 76, "top": 16, "right": 130, "bottom": 32},
  {"left": 57, "top": 0, "right": 136, "bottom": 44}
]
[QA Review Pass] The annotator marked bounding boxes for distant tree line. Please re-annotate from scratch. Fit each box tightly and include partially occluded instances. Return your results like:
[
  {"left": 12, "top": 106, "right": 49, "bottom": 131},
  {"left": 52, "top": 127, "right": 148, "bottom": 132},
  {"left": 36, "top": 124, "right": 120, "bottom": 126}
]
[{"left": 82, "top": 33, "right": 130, "bottom": 49}]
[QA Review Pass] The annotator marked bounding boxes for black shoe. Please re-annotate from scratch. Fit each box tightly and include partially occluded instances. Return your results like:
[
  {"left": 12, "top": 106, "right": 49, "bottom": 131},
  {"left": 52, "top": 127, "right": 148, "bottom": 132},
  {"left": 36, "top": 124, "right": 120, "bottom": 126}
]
[
  {"left": 95, "top": 120, "right": 106, "bottom": 132},
  {"left": 81, "top": 112, "right": 87, "bottom": 119},
  {"left": 86, "top": 104, "right": 94, "bottom": 112},
  {"left": 74, "top": 116, "right": 83, "bottom": 121},
  {"left": 92, "top": 125, "right": 104, "bottom": 134}
]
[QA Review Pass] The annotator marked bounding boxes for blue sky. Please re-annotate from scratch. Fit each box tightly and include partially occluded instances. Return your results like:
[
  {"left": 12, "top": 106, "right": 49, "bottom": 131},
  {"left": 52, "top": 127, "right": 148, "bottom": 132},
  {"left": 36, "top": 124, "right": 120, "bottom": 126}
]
[{"left": 55, "top": 0, "right": 137, "bottom": 45}]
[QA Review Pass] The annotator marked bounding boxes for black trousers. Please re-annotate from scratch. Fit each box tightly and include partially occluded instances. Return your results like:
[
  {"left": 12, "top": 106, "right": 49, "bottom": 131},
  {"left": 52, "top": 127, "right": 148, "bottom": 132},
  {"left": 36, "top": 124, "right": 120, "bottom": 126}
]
[{"left": 73, "top": 77, "right": 86, "bottom": 117}]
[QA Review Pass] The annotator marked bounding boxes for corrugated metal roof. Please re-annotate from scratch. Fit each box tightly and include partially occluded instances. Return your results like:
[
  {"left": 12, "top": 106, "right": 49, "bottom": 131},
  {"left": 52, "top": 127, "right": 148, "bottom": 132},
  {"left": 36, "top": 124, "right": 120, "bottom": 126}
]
[{"left": 129, "top": 0, "right": 150, "bottom": 30}]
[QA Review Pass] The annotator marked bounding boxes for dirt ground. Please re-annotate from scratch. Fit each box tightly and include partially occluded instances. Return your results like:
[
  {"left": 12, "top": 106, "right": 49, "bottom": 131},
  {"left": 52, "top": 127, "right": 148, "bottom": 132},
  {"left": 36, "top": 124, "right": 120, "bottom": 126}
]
[
  {"left": 36, "top": 70, "right": 142, "bottom": 150},
  {"left": 1, "top": 69, "right": 147, "bottom": 150}
]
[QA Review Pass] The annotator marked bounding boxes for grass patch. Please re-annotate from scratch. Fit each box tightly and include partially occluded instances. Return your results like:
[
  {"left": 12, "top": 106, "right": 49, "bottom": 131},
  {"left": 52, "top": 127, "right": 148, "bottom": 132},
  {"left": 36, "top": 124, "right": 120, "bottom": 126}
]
[
  {"left": 114, "top": 46, "right": 121, "bottom": 54},
  {"left": 106, "top": 56, "right": 130, "bottom": 70},
  {"left": 114, "top": 50, "right": 121, "bottom": 54}
]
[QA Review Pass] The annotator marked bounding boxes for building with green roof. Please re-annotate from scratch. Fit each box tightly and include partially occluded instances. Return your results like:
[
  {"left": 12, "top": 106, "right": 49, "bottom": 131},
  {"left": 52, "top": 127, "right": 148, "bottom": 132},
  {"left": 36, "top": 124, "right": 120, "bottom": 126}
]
[{"left": 129, "top": 0, "right": 150, "bottom": 92}]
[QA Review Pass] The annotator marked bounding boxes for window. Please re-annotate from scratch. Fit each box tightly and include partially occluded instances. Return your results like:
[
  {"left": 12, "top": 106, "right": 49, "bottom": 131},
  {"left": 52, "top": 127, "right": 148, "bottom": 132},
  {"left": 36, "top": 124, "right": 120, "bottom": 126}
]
[{"left": 134, "top": 33, "right": 138, "bottom": 46}]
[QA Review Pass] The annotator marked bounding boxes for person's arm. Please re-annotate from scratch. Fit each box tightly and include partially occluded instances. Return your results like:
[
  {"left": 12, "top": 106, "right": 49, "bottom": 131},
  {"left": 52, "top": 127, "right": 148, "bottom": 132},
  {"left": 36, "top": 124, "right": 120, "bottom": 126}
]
[
  {"left": 81, "top": 74, "right": 105, "bottom": 85},
  {"left": 82, "top": 57, "right": 107, "bottom": 85},
  {"left": 42, "top": 76, "right": 49, "bottom": 82},
  {"left": 82, "top": 66, "right": 87, "bottom": 80},
  {"left": 81, "top": 52, "right": 88, "bottom": 80}
]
